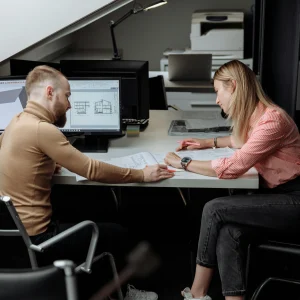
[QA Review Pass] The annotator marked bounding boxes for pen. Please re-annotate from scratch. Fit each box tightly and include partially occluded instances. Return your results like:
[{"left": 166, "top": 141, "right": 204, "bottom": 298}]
[{"left": 177, "top": 141, "right": 200, "bottom": 146}]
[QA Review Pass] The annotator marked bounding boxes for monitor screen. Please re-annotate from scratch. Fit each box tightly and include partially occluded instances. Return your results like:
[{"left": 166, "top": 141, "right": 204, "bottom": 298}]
[
  {"left": 0, "top": 76, "right": 122, "bottom": 152},
  {"left": 60, "top": 60, "right": 149, "bottom": 121},
  {"left": 0, "top": 76, "right": 27, "bottom": 131},
  {"left": 63, "top": 78, "right": 121, "bottom": 135}
]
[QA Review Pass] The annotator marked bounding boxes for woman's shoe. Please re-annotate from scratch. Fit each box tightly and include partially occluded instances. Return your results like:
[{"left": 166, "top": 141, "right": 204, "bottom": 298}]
[{"left": 182, "top": 287, "right": 212, "bottom": 300}]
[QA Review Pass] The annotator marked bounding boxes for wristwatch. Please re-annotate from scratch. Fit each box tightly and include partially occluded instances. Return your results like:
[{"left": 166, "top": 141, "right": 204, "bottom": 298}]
[{"left": 181, "top": 157, "right": 192, "bottom": 170}]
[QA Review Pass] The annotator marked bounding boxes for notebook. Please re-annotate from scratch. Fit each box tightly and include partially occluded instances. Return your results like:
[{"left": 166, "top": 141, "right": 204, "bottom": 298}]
[{"left": 168, "top": 54, "right": 212, "bottom": 81}]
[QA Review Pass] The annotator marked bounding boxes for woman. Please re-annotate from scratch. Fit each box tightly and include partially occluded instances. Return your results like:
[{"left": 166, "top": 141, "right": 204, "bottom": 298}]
[{"left": 164, "top": 60, "right": 300, "bottom": 300}]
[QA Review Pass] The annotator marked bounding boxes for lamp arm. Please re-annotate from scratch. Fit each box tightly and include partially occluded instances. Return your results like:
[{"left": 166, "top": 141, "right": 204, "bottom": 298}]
[
  {"left": 109, "top": 9, "right": 135, "bottom": 60},
  {"left": 109, "top": 23, "right": 120, "bottom": 60}
]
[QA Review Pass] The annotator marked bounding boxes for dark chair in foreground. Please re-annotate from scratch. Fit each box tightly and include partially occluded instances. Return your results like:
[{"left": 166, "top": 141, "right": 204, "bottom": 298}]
[
  {"left": 149, "top": 75, "right": 178, "bottom": 110},
  {"left": 0, "top": 196, "right": 98, "bottom": 273},
  {"left": 246, "top": 240, "right": 300, "bottom": 300},
  {"left": 0, "top": 260, "right": 78, "bottom": 300},
  {"left": 0, "top": 195, "right": 125, "bottom": 299}
]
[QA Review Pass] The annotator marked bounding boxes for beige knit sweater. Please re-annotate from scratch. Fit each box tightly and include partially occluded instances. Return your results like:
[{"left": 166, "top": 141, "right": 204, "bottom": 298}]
[{"left": 0, "top": 101, "right": 143, "bottom": 235}]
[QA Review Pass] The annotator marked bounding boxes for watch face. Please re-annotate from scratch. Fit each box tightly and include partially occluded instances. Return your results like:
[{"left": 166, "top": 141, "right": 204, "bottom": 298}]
[{"left": 181, "top": 157, "right": 192, "bottom": 163}]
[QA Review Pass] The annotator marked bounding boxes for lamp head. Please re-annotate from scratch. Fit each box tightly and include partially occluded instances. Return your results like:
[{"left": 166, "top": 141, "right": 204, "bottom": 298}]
[{"left": 143, "top": 0, "right": 167, "bottom": 11}]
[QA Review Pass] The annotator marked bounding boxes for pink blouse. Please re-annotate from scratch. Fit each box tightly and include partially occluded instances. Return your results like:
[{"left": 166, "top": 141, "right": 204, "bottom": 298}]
[{"left": 211, "top": 103, "right": 300, "bottom": 188}]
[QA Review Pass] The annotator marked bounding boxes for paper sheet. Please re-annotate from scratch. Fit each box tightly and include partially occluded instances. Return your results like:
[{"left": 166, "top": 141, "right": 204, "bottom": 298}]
[
  {"left": 75, "top": 152, "right": 157, "bottom": 181},
  {"left": 75, "top": 148, "right": 235, "bottom": 181}
]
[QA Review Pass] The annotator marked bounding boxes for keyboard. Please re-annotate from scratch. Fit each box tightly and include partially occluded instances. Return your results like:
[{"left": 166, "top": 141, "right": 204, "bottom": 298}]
[
  {"left": 122, "top": 119, "right": 149, "bottom": 130},
  {"left": 122, "top": 119, "right": 148, "bottom": 125},
  {"left": 187, "top": 126, "right": 231, "bottom": 133}
]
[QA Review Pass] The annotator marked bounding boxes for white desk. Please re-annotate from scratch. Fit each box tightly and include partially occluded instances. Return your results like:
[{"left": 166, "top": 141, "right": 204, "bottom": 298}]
[{"left": 52, "top": 110, "right": 259, "bottom": 189}]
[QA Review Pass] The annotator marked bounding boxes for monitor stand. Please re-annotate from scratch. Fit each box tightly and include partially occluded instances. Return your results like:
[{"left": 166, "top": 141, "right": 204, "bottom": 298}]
[{"left": 72, "top": 135, "right": 109, "bottom": 153}]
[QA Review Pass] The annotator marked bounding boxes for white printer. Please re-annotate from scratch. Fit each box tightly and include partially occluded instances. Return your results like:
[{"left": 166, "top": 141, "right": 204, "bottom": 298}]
[
  {"left": 190, "top": 10, "right": 244, "bottom": 59},
  {"left": 160, "top": 10, "right": 252, "bottom": 73}
]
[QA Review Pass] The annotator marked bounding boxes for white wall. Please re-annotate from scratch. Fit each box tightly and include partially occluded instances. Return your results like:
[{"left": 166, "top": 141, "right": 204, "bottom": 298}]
[
  {"left": 0, "top": 35, "right": 73, "bottom": 76},
  {"left": 71, "top": 0, "right": 254, "bottom": 70},
  {"left": 0, "top": 0, "right": 133, "bottom": 62}
]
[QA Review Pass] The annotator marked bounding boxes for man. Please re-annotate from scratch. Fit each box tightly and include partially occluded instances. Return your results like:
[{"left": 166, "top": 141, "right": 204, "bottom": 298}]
[{"left": 0, "top": 65, "right": 172, "bottom": 299}]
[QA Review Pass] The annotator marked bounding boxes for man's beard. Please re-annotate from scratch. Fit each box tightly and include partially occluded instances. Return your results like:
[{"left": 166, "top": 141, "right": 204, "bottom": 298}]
[
  {"left": 53, "top": 98, "right": 67, "bottom": 128},
  {"left": 54, "top": 113, "right": 67, "bottom": 128}
]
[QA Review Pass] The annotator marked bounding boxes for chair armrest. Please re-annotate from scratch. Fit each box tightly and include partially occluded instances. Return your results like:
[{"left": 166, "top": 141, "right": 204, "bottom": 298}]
[
  {"left": 251, "top": 277, "right": 300, "bottom": 300},
  {"left": 30, "top": 220, "right": 99, "bottom": 274},
  {"left": 258, "top": 241, "right": 300, "bottom": 256}
]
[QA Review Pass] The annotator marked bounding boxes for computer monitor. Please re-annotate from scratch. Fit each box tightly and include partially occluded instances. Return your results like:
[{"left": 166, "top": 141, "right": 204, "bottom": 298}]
[
  {"left": 60, "top": 60, "right": 149, "bottom": 121},
  {"left": 0, "top": 76, "right": 122, "bottom": 153},
  {"left": 64, "top": 77, "right": 122, "bottom": 152},
  {"left": 0, "top": 76, "right": 27, "bottom": 131},
  {"left": 10, "top": 59, "right": 61, "bottom": 75}
]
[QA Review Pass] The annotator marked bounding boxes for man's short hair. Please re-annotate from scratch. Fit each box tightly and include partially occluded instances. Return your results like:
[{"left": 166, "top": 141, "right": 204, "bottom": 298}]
[{"left": 25, "top": 65, "right": 65, "bottom": 96}]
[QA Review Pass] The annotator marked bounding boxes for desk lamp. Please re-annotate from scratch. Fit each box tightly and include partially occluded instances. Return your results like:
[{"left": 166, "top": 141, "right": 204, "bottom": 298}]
[{"left": 109, "top": 0, "right": 167, "bottom": 60}]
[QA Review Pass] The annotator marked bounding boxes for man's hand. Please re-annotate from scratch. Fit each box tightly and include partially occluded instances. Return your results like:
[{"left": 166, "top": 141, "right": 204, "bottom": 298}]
[
  {"left": 54, "top": 163, "right": 62, "bottom": 174},
  {"left": 142, "top": 164, "right": 174, "bottom": 182},
  {"left": 164, "top": 152, "right": 182, "bottom": 169}
]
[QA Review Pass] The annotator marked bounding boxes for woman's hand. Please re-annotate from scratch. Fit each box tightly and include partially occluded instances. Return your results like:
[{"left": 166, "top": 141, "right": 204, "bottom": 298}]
[
  {"left": 164, "top": 152, "right": 182, "bottom": 169},
  {"left": 176, "top": 138, "right": 208, "bottom": 151},
  {"left": 142, "top": 164, "right": 174, "bottom": 182}
]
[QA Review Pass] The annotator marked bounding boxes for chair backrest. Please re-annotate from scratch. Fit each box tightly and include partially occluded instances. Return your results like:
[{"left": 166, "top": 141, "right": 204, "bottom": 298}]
[
  {"left": 0, "top": 196, "right": 100, "bottom": 274},
  {"left": 0, "top": 196, "right": 38, "bottom": 268},
  {"left": 149, "top": 75, "right": 168, "bottom": 110},
  {"left": 0, "top": 260, "right": 78, "bottom": 300}
]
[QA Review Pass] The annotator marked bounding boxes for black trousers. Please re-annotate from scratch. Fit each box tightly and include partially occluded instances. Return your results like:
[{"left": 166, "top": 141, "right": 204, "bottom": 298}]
[{"left": 196, "top": 176, "right": 300, "bottom": 297}]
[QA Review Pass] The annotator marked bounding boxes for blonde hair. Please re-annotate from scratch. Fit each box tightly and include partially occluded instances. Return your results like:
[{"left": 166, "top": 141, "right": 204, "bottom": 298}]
[
  {"left": 25, "top": 65, "right": 65, "bottom": 96},
  {"left": 213, "top": 60, "right": 277, "bottom": 143}
]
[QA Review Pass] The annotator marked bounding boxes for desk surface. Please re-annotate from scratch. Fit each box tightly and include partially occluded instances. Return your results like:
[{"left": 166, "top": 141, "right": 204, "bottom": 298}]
[
  {"left": 149, "top": 71, "right": 214, "bottom": 93},
  {"left": 53, "top": 110, "right": 259, "bottom": 189}
]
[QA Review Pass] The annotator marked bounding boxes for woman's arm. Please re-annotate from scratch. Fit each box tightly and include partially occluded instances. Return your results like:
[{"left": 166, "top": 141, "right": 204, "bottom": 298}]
[
  {"left": 212, "top": 136, "right": 233, "bottom": 148},
  {"left": 166, "top": 110, "right": 290, "bottom": 179},
  {"left": 186, "top": 160, "right": 216, "bottom": 176},
  {"left": 164, "top": 152, "right": 217, "bottom": 177},
  {"left": 176, "top": 135, "right": 232, "bottom": 151}
]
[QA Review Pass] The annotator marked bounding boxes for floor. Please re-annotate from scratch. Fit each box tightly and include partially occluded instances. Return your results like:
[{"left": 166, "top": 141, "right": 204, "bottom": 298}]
[
  {"left": 50, "top": 184, "right": 226, "bottom": 299},
  {"left": 138, "top": 244, "right": 224, "bottom": 300},
  {"left": 118, "top": 186, "right": 227, "bottom": 300}
]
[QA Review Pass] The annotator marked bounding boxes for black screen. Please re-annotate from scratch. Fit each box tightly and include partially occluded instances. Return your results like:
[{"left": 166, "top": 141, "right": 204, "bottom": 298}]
[{"left": 10, "top": 59, "right": 60, "bottom": 76}]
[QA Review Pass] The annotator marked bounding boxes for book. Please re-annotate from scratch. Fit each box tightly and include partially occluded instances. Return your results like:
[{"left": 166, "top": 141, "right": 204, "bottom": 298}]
[{"left": 75, "top": 147, "right": 235, "bottom": 182}]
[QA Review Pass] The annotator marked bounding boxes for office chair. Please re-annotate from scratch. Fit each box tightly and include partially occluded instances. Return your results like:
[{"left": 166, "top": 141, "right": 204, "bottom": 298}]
[
  {"left": 149, "top": 75, "right": 178, "bottom": 110},
  {"left": 0, "top": 259, "right": 78, "bottom": 300},
  {"left": 246, "top": 240, "right": 300, "bottom": 300},
  {"left": 0, "top": 195, "right": 97, "bottom": 273},
  {"left": 0, "top": 195, "right": 125, "bottom": 300}
]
